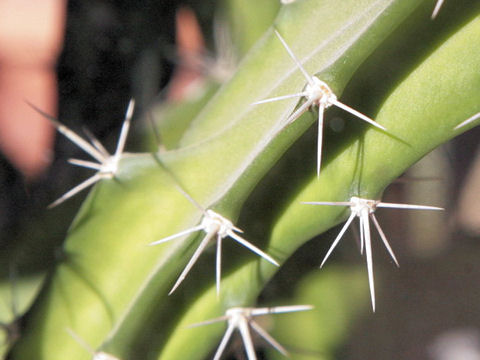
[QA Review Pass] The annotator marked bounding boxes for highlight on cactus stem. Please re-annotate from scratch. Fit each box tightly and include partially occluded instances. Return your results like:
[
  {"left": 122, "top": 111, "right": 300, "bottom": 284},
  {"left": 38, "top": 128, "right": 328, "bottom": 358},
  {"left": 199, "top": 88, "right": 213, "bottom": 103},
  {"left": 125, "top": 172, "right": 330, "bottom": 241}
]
[
  {"left": 302, "top": 196, "right": 444, "bottom": 311},
  {"left": 28, "top": 99, "right": 135, "bottom": 208},
  {"left": 253, "top": 29, "right": 386, "bottom": 177},
  {"left": 188, "top": 305, "right": 313, "bottom": 360},
  {"left": 149, "top": 185, "right": 279, "bottom": 296}
]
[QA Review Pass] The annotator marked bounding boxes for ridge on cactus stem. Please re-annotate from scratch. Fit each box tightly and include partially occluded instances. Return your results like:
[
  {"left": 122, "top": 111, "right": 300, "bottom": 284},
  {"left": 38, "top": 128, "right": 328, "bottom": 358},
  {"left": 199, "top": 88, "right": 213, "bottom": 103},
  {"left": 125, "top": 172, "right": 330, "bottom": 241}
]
[
  {"left": 189, "top": 305, "right": 313, "bottom": 360},
  {"left": 27, "top": 99, "right": 135, "bottom": 208},
  {"left": 303, "top": 196, "right": 443, "bottom": 311},
  {"left": 253, "top": 30, "right": 386, "bottom": 177}
]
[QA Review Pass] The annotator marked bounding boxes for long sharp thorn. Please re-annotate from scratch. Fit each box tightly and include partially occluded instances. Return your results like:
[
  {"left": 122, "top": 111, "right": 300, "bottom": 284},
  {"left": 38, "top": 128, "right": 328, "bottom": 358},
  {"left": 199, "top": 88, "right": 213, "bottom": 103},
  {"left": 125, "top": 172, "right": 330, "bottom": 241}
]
[
  {"left": 250, "top": 307, "right": 279, "bottom": 316},
  {"left": 216, "top": 236, "right": 222, "bottom": 297},
  {"left": 232, "top": 225, "right": 243, "bottom": 233},
  {"left": 286, "top": 99, "right": 313, "bottom": 125},
  {"left": 82, "top": 127, "right": 110, "bottom": 158},
  {"left": 58, "top": 128, "right": 107, "bottom": 162},
  {"left": 317, "top": 103, "right": 325, "bottom": 177},
  {"left": 454, "top": 111, "right": 480, "bottom": 130},
  {"left": 125, "top": 98, "right": 135, "bottom": 121},
  {"left": 370, "top": 213, "right": 399, "bottom": 267},
  {"left": 320, "top": 212, "right": 356, "bottom": 268},
  {"left": 26, "top": 100, "right": 59, "bottom": 124},
  {"left": 239, "top": 319, "right": 257, "bottom": 360},
  {"left": 149, "top": 224, "right": 204, "bottom": 246},
  {"left": 228, "top": 232, "right": 279, "bottom": 266},
  {"left": 250, "top": 321, "right": 288, "bottom": 356},
  {"left": 27, "top": 101, "right": 106, "bottom": 163},
  {"left": 251, "top": 305, "right": 313, "bottom": 316},
  {"left": 114, "top": 99, "right": 135, "bottom": 159},
  {"left": 213, "top": 324, "right": 235, "bottom": 360},
  {"left": 168, "top": 231, "right": 216, "bottom": 295},
  {"left": 431, "top": 0, "right": 444, "bottom": 19},
  {"left": 48, "top": 174, "right": 102, "bottom": 208},
  {"left": 172, "top": 183, "right": 206, "bottom": 214},
  {"left": 362, "top": 209, "right": 375, "bottom": 312},
  {"left": 188, "top": 315, "right": 229, "bottom": 328},
  {"left": 377, "top": 202, "right": 443, "bottom": 211},
  {"left": 332, "top": 100, "right": 386, "bottom": 131},
  {"left": 66, "top": 328, "right": 95, "bottom": 356},
  {"left": 252, "top": 92, "right": 307, "bottom": 105},
  {"left": 359, "top": 214, "right": 365, "bottom": 255},
  {"left": 68, "top": 159, "right": 102, "bottom": 171},
  {"left": 351, "top": 222, "right": 362, "bottom": 253},
  {"left": 302, "top": 201, "right": 353, "bottom": 206},
  {"left": 273, "top": 305, "right": 314, "bottom": 313},
  {"left": 56, "top": 125, "right": 107, "bottom": 164},
  {"left": 274, "top": 29, "right": 314, "bottom": 87}
]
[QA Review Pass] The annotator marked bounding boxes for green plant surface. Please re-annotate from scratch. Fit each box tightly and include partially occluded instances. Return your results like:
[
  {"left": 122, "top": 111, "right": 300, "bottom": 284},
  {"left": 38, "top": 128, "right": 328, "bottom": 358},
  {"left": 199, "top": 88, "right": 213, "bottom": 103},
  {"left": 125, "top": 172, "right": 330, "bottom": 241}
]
[
  {"left": 0, "top": 272, "right": 45, "bottom": 358},
  {"left": 146, "top": 82, "right": 220, "bottom": 151},
  {"left": 11, "top": 1, "right": 480, "bottom": 359},
  {"left": 267, "top": 267, "right": 368, "bottom": 360},
  {"left": 224, "top": 0, "right": 280, "bottom": 57}
]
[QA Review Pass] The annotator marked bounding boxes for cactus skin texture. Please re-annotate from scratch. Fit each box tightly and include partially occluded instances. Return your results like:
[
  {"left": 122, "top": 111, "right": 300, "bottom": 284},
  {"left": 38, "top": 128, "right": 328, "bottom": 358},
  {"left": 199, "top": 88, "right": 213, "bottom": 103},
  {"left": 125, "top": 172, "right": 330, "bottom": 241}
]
[{"left": 10, "top": 0, "right": 480, "bottom": 359}]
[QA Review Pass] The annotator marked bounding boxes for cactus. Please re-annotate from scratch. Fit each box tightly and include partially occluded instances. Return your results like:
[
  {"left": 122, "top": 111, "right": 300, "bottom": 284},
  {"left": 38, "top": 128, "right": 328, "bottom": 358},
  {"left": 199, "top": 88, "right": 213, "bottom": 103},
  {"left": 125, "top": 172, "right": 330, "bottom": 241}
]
[{"left": 5, "top": 0, "right": 480, "bottom": 359}]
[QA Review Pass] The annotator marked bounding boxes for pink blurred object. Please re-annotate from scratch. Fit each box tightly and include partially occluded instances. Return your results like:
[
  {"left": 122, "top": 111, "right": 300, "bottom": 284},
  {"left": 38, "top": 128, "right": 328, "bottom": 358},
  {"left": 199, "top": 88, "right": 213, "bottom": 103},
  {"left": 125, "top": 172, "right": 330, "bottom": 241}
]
[
  {"left": 0, "top": 0, "right": 66, "bottom": 180},
  {"left": 166, "top": 6, "right": 206, "bottom": 102}
]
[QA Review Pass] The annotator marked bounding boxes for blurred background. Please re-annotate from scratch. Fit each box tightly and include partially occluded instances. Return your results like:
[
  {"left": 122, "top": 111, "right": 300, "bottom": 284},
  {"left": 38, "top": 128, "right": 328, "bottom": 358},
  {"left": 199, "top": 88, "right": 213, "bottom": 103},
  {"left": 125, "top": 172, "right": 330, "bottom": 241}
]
[{"left": 0, "top": 0, "right": 479, "bottom": 359}]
